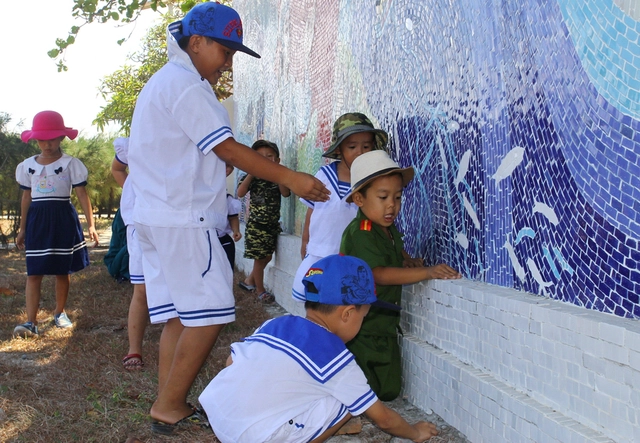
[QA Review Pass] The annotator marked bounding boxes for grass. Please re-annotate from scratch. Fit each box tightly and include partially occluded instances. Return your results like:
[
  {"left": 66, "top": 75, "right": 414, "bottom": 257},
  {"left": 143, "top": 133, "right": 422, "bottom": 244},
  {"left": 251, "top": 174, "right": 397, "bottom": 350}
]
[{"left": 0, "top": 222, "right": 271, "bottom": 442}]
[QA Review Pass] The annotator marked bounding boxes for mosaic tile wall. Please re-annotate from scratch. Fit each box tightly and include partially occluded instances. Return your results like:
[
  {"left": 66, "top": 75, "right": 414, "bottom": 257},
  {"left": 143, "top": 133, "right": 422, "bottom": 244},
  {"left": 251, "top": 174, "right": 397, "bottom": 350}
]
[{"left": 233, "top": 0, "right": 640, "bottom": 319}]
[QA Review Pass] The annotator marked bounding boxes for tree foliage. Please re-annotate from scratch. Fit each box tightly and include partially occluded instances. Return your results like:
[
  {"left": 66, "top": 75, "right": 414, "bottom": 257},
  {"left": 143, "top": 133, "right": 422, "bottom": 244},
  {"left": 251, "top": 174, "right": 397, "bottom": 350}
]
[
  {"left": 51, "top": 0, "right": 210, "bottom": 71},
  {"left": 90, "top": 1, "right": 233, "bottom": 134},
  {"left": 0, "top": 114, "right": 38, "bottom": 247}
]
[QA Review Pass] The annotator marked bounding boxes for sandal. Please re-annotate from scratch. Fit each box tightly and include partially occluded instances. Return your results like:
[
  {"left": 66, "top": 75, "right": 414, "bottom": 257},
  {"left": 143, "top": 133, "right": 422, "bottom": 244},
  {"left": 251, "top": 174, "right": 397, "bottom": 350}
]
[
  {"left": 151, "top": 408, "right": 209, "bottom": 435},
  {"left": 257, "top": 291, "right": 275, "bottom": 304},
  {"left": 122, "top": 353, "right": 144, "bottom": 371},
  {"left": 238, "top": 281, "right": 256, "bottom": 291}
]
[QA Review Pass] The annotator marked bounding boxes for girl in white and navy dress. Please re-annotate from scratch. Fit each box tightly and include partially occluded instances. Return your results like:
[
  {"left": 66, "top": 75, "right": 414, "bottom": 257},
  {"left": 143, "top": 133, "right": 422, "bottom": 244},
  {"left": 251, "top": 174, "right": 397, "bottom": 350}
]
[{"left": 13, "top": 111, "right": 100, "bottom": 338}]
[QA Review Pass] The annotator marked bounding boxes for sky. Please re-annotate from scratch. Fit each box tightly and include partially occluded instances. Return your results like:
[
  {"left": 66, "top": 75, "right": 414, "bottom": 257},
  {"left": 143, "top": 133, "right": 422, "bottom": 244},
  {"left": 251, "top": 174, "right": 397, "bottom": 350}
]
[{"left": 2, "top": 0, "right": 160, "bottom": 137}]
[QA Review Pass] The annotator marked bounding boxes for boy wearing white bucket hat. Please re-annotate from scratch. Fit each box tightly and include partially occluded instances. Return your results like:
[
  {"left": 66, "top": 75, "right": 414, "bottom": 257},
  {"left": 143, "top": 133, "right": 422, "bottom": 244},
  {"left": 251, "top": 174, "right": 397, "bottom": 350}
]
[{"left": 340, "top": 150, "right": 461, "bottom": 401}]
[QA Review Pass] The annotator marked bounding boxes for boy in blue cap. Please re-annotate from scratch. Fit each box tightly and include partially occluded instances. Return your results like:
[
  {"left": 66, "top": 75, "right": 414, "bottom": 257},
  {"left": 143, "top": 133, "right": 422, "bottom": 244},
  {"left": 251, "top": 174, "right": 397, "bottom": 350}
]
[
  {"left": 199, "top": 254, "right": 439, "bottom": 442},
  {"left": 127, "top": 2, "right": 329, "bottom": 434}
]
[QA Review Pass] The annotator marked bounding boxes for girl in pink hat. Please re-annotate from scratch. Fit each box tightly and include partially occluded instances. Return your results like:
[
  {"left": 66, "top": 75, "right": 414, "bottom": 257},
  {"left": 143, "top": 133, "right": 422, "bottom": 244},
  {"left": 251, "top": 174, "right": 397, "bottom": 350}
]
[{"left": 13, "top": 111, "right": 100, "bottom": 338}]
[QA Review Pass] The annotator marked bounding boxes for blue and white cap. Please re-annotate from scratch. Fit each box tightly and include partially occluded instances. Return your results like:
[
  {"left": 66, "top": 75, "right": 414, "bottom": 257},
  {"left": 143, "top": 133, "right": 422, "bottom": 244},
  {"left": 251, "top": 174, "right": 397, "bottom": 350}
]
[
  {"left": 302, "top": 254, "right": 401, "bottom": 311},
  {"left": 169, "top": 2, "right": 260, "bottom": 58}
]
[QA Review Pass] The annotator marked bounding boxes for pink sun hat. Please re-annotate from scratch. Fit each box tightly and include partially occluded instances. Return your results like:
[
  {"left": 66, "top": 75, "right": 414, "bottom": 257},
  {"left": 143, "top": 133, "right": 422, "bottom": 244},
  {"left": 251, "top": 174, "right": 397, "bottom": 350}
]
[{"left": 21, "top": 111, "right": 79, "bottom": 143}]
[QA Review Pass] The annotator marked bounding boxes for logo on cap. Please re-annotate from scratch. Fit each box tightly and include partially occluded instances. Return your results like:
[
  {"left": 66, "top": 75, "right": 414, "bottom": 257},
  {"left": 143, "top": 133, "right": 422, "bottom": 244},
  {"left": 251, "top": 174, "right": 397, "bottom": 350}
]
[
  {"left": 305, "top": 268, "right": 323, "bottom": 278},
  {"left": 223, "top": 19, "right": 242, "bottom": 38}
]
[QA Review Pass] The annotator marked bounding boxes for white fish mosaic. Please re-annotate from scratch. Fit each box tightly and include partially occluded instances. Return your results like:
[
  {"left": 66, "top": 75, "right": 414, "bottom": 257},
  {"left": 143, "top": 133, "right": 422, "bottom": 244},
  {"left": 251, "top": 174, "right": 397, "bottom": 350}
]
[{"left": 492, "top": 146, "right": 525, "bottom": 183}]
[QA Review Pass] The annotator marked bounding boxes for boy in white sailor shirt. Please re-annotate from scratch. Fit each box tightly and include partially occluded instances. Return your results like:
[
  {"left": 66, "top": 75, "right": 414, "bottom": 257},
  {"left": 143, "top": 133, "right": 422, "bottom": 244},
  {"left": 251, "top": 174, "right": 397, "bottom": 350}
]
[{"left": 200, "top": 254, "right": 438, "bottom": 443}]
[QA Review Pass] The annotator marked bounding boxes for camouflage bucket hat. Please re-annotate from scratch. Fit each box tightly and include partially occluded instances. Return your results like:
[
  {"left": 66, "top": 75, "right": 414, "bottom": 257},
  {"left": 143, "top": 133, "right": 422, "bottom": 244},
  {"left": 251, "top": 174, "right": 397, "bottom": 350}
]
[{"left": 323, "top": 112, "right": 389, "bottom": 159}]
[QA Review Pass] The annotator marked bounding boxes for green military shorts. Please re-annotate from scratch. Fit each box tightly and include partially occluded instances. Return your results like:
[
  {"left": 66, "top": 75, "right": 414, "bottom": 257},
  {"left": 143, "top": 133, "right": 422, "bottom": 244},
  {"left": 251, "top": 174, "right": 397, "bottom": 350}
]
[{"left": 347, "top": 333, "right": 402, "bottom": 401}]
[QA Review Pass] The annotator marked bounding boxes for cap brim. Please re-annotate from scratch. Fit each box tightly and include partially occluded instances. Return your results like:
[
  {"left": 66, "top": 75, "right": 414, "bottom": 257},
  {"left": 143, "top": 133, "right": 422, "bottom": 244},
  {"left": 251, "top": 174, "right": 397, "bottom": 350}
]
[
  {"left": 323, "top": 128, "right": 388, "bottom": 159},
  {"left": 210, "top": 37, "right": 261, "bottom": 58},
  {"left": 344, "top": 166, "right": 415, "bottom": 203},
  {"left": 371, "top": 299, "right": 402, "bottom": 311}
]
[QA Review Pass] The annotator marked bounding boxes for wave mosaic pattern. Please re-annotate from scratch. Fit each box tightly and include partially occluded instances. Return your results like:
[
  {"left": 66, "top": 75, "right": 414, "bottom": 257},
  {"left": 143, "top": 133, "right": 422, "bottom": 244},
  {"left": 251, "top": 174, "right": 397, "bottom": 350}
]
[{"left": 233, "top": 0, "right": 640, "bottom": 318}]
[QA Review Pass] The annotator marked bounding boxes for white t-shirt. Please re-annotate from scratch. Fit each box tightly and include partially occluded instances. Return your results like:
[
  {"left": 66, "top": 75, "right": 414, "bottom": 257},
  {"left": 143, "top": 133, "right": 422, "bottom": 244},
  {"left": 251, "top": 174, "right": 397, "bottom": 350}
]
[
  {"left": 16, "top": 154, "right": 88, "bottom": 198},
  {"left": 112, "top": 137, "right": 136, "bottom": 226},
  {"left": 300, "top": 162, "right": 357, "bottom": 257},
  {"left": 200, "top": 315, "right": 377, "bottom": 443},
  {"left": 128, "top": 29, "right": 233, "bottom": 230}
]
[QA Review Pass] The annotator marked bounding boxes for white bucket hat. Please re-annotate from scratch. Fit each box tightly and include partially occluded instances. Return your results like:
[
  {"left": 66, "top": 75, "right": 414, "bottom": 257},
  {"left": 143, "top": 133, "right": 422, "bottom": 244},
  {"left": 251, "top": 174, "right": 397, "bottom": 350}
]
[{"left": 344, "top": 150, "right": 414, "bottom": 203}]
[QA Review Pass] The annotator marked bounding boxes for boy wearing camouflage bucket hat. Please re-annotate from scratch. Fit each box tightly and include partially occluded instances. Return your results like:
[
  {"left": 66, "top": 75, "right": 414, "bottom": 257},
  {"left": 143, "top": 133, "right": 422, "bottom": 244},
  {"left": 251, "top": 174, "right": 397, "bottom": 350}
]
[{"left": 292, "top": 113, "right": 389, "bottom": 302}]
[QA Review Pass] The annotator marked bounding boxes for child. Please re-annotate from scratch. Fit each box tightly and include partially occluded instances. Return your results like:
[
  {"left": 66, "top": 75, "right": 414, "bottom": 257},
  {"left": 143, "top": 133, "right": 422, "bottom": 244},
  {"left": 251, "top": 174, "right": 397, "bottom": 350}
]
[
  {"left": 237, "top": 140, "right": 290, "bottom": 303},
  {"left": 292, "top": 112, "right": 387, "bottom": 302},
  {"left": 13, "top": 110, "right": 100, "bottom": 338},
  {"left": 126, "top": 2, "right": 329, "bottom": 434},
  {"left": 218, "top": 162, "right": 242, "bottom": 270},
  {"left": 110, "top": 137, "right": 148, "bottom": 371},
  {"left": 199, "top": 254, "right": 439, "bottom": 443},
  {"left": 340, "top": 150, "right": 461, "bottom": 401}
]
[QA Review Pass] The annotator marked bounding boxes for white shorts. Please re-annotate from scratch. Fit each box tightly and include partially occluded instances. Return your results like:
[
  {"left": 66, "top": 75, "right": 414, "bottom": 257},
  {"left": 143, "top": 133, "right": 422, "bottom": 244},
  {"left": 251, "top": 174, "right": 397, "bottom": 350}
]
[
  {"left": 135, "top": 224, "right": 235, "bottom": 327},
  {"left": 126, "top": 225, "right": 144, "bottom": 285},
  {"left": 292, "top": 253, "right": 323, "bottom": 302},
  {"left": 264, "top": 396, "right": 349, "bottom": 443}
]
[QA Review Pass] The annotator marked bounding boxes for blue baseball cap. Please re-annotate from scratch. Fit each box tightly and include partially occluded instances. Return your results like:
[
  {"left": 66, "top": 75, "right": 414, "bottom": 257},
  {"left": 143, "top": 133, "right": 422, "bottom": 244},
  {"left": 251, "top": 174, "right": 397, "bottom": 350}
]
[
  {"left": 302, "top": 255, "right": 401, "bottom": 311},
  {"left": 168, "top": 2, "right": 261, "bottom": 58}
]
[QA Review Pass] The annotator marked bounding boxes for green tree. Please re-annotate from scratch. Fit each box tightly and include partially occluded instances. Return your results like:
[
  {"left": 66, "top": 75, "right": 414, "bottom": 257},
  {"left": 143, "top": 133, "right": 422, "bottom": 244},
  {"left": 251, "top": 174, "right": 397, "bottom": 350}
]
[
  {"left": 64, "top": 135, "right": 121, "bottom": 217},
  {"left": 92, "top": 2, "right": 232, "bottom": 134},
  {"left": 0, "top": 113, "right": 39, "bottom": 247}
]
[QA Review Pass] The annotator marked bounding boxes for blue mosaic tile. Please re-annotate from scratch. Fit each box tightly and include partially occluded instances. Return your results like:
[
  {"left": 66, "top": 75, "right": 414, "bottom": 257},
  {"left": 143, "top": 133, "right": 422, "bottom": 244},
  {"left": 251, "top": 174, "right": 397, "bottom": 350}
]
[{"left": 234, "top": 0, "right": 640, "bottom": 318}]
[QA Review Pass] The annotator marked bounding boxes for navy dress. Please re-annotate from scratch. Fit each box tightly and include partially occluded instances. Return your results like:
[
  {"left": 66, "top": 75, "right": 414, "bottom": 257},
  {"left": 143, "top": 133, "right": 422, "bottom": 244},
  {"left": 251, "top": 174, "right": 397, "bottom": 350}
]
[{"left": 16, "top": 154, "right": 90, "bottom": 275}]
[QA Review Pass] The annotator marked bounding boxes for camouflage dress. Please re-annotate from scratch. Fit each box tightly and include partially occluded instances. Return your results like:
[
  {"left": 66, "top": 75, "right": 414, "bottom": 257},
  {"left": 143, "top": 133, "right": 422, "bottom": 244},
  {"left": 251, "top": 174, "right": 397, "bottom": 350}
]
[{"left": 241, "top": 175, "right": 282, "bottom": 259}]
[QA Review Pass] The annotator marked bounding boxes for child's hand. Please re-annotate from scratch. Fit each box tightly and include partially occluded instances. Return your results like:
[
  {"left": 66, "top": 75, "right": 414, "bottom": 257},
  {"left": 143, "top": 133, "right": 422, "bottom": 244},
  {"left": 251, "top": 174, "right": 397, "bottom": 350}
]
[
  {"left": 288, "top": 172, "right": 330, "bottom": 202},
  {"left": 232, "top": 231, "right": 242, "bottom": 242},
  {"left": 425, "top": 264, "right": 461, "bottom": 280},
  {"left": 88, "top": 227, "right": 100, "bottom": 247},
  {"left": 412, "top": 421, "right": 439, "bottom": 442},
  {"left": 15, "top": 230, "right": 25, "bottom": 250},
  {"left": 403, "top": 257, "right": 424, "bottom": 268}
]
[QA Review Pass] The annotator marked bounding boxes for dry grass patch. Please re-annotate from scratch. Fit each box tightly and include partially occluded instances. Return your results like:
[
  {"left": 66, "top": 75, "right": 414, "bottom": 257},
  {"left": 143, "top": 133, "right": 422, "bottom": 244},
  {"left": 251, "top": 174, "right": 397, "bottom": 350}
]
[{"left": 0, "top": 235, "right": 271, "bottom": 442}]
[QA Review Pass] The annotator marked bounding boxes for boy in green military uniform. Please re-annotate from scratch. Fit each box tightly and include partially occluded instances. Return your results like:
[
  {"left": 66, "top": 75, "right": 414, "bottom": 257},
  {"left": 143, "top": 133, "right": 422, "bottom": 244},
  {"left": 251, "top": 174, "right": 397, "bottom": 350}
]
[
  {"left": 238, "top": 140, "right": 290, "bottom": 303},
  {"left": 340, "top": 150, "right": 461, "bottom": 401}
]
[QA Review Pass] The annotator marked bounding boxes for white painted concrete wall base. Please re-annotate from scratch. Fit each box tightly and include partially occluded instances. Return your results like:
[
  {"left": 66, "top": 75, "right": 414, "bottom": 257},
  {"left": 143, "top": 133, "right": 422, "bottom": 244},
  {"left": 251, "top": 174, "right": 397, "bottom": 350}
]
[{"left": 235, "top": 228, "right": 639, "bottom": 443}]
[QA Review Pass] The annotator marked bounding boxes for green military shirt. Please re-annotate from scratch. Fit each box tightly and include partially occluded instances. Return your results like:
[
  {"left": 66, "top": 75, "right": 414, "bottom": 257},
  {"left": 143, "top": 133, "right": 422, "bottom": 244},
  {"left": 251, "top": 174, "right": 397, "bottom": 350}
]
[{"left": 340, "top": 209, "right": 404, "bottom": 337}]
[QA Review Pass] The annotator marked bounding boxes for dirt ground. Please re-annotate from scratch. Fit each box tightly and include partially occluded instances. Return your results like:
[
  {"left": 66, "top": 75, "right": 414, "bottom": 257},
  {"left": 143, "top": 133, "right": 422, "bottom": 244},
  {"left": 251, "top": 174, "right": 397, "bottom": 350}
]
[{"left": 0, "top": 223, "right": 468, "bottom": 443}]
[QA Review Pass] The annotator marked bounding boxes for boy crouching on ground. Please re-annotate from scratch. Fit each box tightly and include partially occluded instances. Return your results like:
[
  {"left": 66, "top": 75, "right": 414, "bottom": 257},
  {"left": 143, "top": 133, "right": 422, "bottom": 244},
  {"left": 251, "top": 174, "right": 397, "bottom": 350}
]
[{"left": 199, "top": 254, "right": 439, "bottom": 442}]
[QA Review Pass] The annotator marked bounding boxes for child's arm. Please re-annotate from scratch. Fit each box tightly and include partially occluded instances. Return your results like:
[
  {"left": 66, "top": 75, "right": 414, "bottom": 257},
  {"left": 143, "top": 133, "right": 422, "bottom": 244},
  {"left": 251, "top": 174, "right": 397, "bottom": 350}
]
[
  {"left": 74, "top": 186, "right": 100, "bottom": 246},
  {"left": 402, "top": 249, "right": 425, "bottom": 268},
  {"left": 229, "top": 215, "right": 242, "bottom": 241},
  {"left": 364, "top": 400, "right": 438, "bottom": 442},
  {"left": 111, "top": 157, "right": 128, "bottom": 188},
  {"left": 300, "top": 207, "right": 313, "bottom": 258},
  {"left": 373, "top": 263, "right": 461, "bottom": 286},
  {"left": 213, "top": 139, "right": 329, "bottom": 202},
  {"left": 279, "top": 183, "right": 291, "bottom": 197},
  {"left": 237, "top": 173, "right": 252, "bottom": 198},
  {"left": 15, "top": 190, "right": 31, "bottom": 250}
]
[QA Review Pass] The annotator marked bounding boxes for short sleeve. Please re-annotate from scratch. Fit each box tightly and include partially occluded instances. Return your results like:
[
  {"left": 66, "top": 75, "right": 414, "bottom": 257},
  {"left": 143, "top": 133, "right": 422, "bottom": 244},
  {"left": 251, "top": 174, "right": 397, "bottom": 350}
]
[
  {"left": 172, "top": 84, "right": 233, "bottom": 155},
  {"left": 113, "top": 137, "right": 129, "bottom": 165},
  {"left": 227, "top": 195, "right": 241, "bottom": 216},
  {"left": 15, "top": 160, "right": 31, "bottom": 189},
  {"left": 332, "top": 361, "right": 378, "bottom": 416},
  {"left": 68, "top": 158, "right": 89, "bottom": 187}
]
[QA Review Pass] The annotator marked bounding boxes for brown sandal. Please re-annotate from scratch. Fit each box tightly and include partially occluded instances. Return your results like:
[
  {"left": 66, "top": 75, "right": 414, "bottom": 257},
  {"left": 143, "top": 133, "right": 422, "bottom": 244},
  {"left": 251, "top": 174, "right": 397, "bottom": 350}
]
[{"left": 122, "top": 353, "right": 144, "bottom": 370}]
